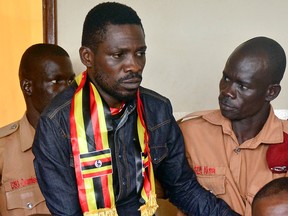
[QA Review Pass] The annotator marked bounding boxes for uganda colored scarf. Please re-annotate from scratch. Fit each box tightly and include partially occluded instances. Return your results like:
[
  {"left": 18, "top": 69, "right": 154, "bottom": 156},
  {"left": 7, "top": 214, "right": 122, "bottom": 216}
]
[{"left": 70, "top": 71, "right": 158, "bottom": 216}]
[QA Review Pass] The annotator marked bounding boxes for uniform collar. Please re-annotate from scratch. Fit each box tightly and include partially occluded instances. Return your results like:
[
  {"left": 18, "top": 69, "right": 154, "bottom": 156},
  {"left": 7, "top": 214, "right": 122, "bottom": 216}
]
[
  {"left": 203, "top": 107, "right": 284, "bottom": 149},
  {"left": 19, "top": 114, "right": 35, "bottom": 152}
]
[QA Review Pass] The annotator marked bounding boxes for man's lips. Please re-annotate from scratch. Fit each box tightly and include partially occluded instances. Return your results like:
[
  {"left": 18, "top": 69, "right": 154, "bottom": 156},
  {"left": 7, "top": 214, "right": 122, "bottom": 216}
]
[
  {"left": 219, "top": 99, "right": 235, "bottom": 111},
  {"left": 121, "top": 77, "right": 142, "bottom": 89}
]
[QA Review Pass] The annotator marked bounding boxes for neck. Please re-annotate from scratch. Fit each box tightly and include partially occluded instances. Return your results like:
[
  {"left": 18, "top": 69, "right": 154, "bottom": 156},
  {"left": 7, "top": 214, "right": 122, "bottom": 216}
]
[
  {"left": 26, "top": 106, "right": 40, "bottom": 129},
  {"left": 232, "top": 104, "right": 271, "bottom": 144}
]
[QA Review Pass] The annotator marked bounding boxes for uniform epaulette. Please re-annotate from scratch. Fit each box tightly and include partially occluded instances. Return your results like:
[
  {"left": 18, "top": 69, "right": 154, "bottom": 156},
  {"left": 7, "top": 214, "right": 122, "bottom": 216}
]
[
  {"left": 177, "top": 110, "right": 214, "bottom": 124},
  {"left": 0, "top": 121, "right": 19, "bottom": 138}
]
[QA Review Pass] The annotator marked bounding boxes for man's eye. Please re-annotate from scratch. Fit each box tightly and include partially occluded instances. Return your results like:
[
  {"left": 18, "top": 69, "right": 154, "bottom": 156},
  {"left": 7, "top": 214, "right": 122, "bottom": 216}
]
[
  {"left": 51, "top": 80, "right": 64, "bottom": 84},
  {"left": 136, "top": 51, "right": 146, "bottom": 57},
  {"left": 223, "top": 76, "right": 230, "bottom": 82},
  {"left": 112, "top": 53, "right": 123, "bottom": 59},
  {"left": 51, "top": 80, "right": 59, "bottom": 84},
  {"left": 67, "top": 79, "right": 73, "bottom": 85},
  {"left": 239, "top": 84, "right": 248, "bottom": 90}
]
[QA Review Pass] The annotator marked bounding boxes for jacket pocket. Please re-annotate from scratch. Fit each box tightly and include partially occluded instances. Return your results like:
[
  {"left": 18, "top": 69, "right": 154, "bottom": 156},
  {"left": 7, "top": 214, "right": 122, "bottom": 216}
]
[
  {"left": 196, "top": 172, "right": 226, "bottom": 195},
  {"left": 150, "top": 145, "right": 168, "bottom": 165},
  {"left": 5, "top": 184, "right": 45, "bottom": 210}
]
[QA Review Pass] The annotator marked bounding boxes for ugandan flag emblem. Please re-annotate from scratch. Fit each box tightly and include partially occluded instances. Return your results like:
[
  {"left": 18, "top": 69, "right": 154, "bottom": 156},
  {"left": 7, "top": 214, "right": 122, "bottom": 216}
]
[{"left": 80, "top": 148, "right": 113, "bottom": 179}]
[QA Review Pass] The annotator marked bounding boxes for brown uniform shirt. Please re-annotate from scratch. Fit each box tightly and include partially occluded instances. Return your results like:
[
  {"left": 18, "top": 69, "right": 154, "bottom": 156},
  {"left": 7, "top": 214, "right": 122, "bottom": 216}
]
[
  {"left": 0, "top": 115, "right": 50, "bottom": 216},
  {"left": 179, "top": 108, "right": 288, "bottom": 216}
]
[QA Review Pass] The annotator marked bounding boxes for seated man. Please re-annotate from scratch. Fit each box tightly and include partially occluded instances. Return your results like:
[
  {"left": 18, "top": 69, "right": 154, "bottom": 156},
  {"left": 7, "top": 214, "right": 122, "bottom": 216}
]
[
  {"left": 252, "top": 177, "right": 288, "bottom": 216},
  {"left": 0, "top": 43, "right": 75, "bottom": 215},
  {"left": 32, "top": 2, "right": 238, "bottom": 216},
  {"left": 178, "top": 36, "right": 288, "bottom": 216}
]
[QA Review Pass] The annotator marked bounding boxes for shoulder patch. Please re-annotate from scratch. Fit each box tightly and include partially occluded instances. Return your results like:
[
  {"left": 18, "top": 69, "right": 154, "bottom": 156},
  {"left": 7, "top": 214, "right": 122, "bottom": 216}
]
[
  {"left": 177, "top": 110, "right": 215, "bottom": 124},
  {"left": 0, "top": 121, "right": 19, "bottom": 138}
]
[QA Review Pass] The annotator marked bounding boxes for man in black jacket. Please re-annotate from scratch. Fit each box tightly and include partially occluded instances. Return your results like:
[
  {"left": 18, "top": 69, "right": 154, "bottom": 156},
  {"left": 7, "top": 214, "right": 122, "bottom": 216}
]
[{"left": 32, "top": 2, "right": 238, "bottom": 216}]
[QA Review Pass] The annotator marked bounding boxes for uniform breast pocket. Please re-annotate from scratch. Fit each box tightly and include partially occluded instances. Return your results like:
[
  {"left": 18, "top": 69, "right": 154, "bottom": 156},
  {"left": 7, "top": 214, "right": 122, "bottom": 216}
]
[
  {"left": 196, "top": 171, "right": 226, "bottom": 195},
  {"left": 5, "top": 184, "right": 46, "bottom": 210}
]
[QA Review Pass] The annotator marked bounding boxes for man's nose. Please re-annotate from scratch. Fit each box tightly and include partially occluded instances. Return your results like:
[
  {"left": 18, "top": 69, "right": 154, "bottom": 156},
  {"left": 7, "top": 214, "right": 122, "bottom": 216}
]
[
  {"left": 124, "top": 55, "right": 143, "bottom": 73},
  {"left": 220, "top": 82, "right": 236, "bottom": 99}
]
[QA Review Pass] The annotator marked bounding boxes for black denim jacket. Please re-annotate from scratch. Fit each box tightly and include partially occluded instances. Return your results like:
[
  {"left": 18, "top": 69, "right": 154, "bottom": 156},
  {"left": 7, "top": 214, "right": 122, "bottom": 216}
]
[{"left": 33, "top": 83, "right": 238, "bottom": 216}]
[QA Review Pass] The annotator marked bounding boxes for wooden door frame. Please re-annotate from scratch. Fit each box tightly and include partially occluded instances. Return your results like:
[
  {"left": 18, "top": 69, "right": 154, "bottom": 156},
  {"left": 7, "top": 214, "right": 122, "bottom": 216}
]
[{"left": 43, "top": 0, "right": 57, "bottom": 44}]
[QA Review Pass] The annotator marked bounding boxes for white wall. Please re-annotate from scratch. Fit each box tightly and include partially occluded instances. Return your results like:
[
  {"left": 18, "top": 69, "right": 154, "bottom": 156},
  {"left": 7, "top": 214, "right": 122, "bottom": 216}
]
[{"left": 57, "top": 0, "right": 288, "bottom": 118}]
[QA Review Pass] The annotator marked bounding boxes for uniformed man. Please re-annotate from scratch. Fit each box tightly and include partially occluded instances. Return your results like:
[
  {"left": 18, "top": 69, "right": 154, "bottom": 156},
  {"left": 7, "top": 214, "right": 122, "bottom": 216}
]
[
  {"left": 177, "top": 36, "right": 288, "bottom": 216},
  {"left": 0, "top": 43, "right": 75, "bottom": 216}
]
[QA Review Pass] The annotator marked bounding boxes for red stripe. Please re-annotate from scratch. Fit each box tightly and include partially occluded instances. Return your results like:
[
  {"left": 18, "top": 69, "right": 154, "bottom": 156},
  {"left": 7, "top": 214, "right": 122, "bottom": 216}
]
[
  {"left": 137, "top": 90, "right": 152, "bottom": 198},
  {"left": 89, "top": 84, "right": 104, "bottom": 150},
  {"left": 143, "top": 172, "right": 151, "bottom": 196},
  {"left": 82, "top": 169, "right": 113, "bottom": 178},
  {"left": 70, "top": 92, "right": 89, "bottom": 212},
  {"left": 101, "top": 175, "right": 111, "bottom": 207}
]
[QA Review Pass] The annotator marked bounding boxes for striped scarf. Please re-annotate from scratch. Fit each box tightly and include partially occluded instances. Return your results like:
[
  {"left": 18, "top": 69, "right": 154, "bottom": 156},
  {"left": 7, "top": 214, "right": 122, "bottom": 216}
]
[{"left": 70, "top": 72, "right": 158, "bottom": 216}]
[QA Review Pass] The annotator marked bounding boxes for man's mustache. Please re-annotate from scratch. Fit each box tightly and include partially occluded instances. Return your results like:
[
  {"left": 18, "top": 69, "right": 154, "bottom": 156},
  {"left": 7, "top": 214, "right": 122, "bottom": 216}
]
[{"left": 119, "top": 73, "right": 142, "bottom": 82}]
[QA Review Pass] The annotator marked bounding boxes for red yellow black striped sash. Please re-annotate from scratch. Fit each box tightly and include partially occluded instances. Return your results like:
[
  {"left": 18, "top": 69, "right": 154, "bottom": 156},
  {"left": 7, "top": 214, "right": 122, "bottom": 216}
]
[{"left": 70, "top": 72, "right": 158, "bottom": 216}]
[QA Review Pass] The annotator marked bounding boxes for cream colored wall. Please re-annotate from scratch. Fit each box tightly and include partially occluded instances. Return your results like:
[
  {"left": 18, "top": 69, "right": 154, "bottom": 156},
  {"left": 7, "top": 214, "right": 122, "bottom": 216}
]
[
  {"left": 0, "top": 0, "right": 42, "bottom": 127},
  {"left": 57, "top": 0, "right": 288, "bottom": 118}
]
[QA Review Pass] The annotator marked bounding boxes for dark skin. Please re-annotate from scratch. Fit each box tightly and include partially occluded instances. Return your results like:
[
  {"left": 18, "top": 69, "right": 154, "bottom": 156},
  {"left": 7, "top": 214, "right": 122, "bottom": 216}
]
[
  {"left": 218, "top": 50, "right": 281, "bottom": 144},
  {"left": 252, "top": 191, "right": 288, "bottom": 216},
  {"left": 20, "top": 56, "right": 75, "bottom": 128},
  {"left": 79, "top": 24, "right": 146, "bottom": 108}
]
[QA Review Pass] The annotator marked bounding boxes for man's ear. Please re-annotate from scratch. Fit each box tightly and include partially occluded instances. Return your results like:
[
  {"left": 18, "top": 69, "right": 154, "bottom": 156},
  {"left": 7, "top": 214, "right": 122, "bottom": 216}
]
[
  {"left": 265, "top": 84, "right": 281, "bottom": 102},
  {"left": 21, "top": 79, "right": 32, "bottom": 96},
  {"left": 79, "top": 46, "right": 94, "bottom": 68}
]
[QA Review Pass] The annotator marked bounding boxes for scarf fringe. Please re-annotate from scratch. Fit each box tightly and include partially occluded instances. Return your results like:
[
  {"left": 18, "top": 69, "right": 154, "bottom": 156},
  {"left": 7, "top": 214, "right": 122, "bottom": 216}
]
[
  {"left": 84, "top": 207, "right": 118, "bottom": 216},
  {"left": 83, "top": 194, "right": 158, "bottom": 216},
  {"left": 139, "top": 193, "right": 159, "bottom": 216}
]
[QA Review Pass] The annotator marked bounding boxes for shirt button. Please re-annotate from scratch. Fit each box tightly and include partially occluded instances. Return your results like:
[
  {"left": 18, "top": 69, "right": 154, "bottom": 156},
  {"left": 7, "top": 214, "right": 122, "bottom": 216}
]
[
  {"left": 119, "top": 154, "right": 122, "bottom": 158},
  {"left": 234, "top": 148, "right": 241, "bottom": 154},
  {"left": 122, "top": 181, "right": 126, "bottom": 186},
  {"left": 27, "top": 202, "right": 33, "bottom": 209},
  {"left": 11, "top": 124, "right": 17, "bottom": 129}
]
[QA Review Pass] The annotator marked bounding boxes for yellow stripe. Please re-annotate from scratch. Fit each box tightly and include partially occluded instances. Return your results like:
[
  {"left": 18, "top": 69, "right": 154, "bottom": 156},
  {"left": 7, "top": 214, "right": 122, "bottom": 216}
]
[
  {"left": 137, "top": 117, "right": 145, "bottom": 149},
  {"left": 82, "top": 165, "right": 113, "bottom": 174},
  {"left": 74, "top": 78, "right": 97, "bottom": 211}
]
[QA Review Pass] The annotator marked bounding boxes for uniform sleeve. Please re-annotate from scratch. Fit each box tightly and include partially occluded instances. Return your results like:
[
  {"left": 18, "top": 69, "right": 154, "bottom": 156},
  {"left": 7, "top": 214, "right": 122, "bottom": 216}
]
[
  {"left": 153, "top": 103, "right": 239, "bottom": 216},
  {"left": 32, "top": 116, "right": 82, "bottom": 216}
]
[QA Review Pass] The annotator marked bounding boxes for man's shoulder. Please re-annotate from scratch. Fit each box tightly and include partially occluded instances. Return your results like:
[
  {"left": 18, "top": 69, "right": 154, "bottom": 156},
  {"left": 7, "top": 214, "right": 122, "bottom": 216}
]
[
  {"left": 140, "top": 86, "right": 169, "bottom": 104},
  {"left": 178, "top": 110, "right": 217, "bottom": 124},
  {"left": 0, "top": 121, "right": 19, "bottom": 139}
]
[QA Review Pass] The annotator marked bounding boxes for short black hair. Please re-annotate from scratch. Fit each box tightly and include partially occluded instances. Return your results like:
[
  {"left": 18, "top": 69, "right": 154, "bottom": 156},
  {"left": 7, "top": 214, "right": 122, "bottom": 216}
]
[
  {"left": 19, "top": 43, "right": 70, "bottom": 79},
  {"left": 252, "top": 177, "right": 288, "bottom": 208},
  {"left": 233, "top": 36, "right": 286, "bottom": 84},
  {"left": 81, "top": 2, "right": 143, "bottom": 52}
]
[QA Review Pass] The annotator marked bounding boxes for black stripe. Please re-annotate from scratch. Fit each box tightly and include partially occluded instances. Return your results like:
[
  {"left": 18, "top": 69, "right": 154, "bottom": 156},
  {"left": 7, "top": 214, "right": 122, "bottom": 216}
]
[
  {"left": 82, "top": 80, "right": 96, "bottom": 152},
  {"left": 80, "top": 149, "right": 111, "bottom": 158},
  {"left": 82, "top": 79, "right": 105, "bottom": 207},
  {"left": 82, "top": 161, "right": 112, "bottom": 170},
  {"left": 93, "top": 177, "right": 105, "bottom": 208}
]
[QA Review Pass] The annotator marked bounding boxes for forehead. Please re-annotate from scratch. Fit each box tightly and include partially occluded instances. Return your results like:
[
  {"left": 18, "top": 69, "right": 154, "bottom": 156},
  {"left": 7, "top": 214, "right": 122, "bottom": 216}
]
[
  {"left": 224, "top": 52, "right": 269, "bottom": 83},
  {"left": 253, "top": 193, "right": 288, "bottom": 216},
  {"left": 35, "top": 56, "right": 73, "bottom": 78},
  {"left": 101, "top": 24, "right": 146, "bottom": 48}
]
